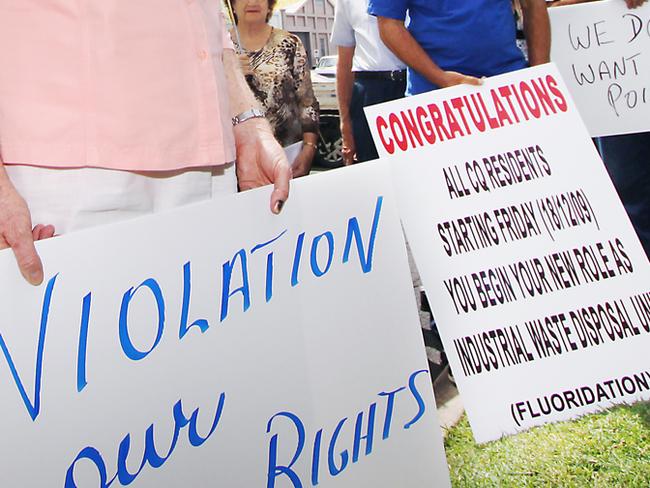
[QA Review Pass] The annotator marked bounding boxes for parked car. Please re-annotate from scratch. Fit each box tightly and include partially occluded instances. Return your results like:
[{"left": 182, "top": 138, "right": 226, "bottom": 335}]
[
  {"left": 311, "top": 56, "right": 343, "bottom": 169},
  {"left": 314, "top": 55, "right": 337, "bottom": 78}
]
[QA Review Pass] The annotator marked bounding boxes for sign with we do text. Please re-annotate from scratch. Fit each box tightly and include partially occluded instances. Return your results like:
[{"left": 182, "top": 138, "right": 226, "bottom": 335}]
[
  {"left": 550, "top": 0, "right": 650, "bottom": 136},
  {"left": 366, "top": 64, "right": 650, "bottom": 443},
  {"left": 0, "top": 164, "right": 450, "bottom": 487}
]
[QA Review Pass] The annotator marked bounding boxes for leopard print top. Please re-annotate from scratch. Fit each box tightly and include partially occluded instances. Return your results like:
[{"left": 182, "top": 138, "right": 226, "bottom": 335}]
[{"left": 235, "top": 28, "right": 320, "bottom": 147}]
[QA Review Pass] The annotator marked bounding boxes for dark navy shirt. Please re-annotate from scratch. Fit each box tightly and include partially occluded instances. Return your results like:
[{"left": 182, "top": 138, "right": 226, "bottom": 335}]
[{"left": 368, "top": 0, "right": 527, "bottom": 95}]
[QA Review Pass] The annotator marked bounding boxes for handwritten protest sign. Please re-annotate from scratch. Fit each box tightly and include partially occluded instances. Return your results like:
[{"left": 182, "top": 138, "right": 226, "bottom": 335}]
[
  {"left": 366, "top": 64, "right": 650, "bottom": 443},
  {"left": 0, "top": 163, "right": 450, "bottom": 487},
  {"left": 549, "top": 0, "right": 650, "bottom": 136}
]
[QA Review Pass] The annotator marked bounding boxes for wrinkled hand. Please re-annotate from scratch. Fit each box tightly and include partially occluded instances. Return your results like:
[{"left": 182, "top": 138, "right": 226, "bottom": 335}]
[
  {"left": 625, "top": 0, "right": 646, "bottom": 8},
  {"left": 238, "top": 54, "right": 253, "bottom": 76},
  {"left": 0, "top": 182, "right": 47, "bottom": 285},
  {"left": 439, "top": 71, "right": 483, "bottom": 89},
  {"left": 234, "top": 118, "right": 291, "bottom": 214},
  {"left": 292, "top": 146, "right": 315, "bottom": 178},
  {"left": 340, "top": 119, "right": 357, "bottom": 166}
]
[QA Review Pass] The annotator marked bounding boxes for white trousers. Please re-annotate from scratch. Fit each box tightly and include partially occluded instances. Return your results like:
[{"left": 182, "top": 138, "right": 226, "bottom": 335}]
[{"left": 5, "top": 164, "right": 237, "bottom": 234}]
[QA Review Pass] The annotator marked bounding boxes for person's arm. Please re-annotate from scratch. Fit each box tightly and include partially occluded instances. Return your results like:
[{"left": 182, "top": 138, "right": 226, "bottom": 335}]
[
  {"left": 548, "top": 0, "right": 596, "bottom": 6},
  {"left": 550, "top": 0, "right": 646, "bottom": 7},
  {"left": 290, "top": 38, "right": 320, "bottom": 178},
  {"left": 0, "top": 167, "right": 48, "bottom": 285},
  {"left": 376, "top": 17, "right": 481, "bottom": 88},
  {"left": 298, "top": 132, "right": 319, "bottom": 177},
  {"left": 520, "top": 0, "right": 551, "bottom": 66},
  {"left": 331, "top": 2, "right": 357, "bottom": 164},
  {"left": 223, "top": 49, "right": 291, "bottom": 214},
  {"left": 336, "top": 46, "right": 356, "bottom": 165}
]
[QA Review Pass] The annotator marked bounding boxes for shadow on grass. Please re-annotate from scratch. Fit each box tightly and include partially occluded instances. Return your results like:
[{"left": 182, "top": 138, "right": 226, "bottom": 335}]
[
  {"left": 446, "top": 404, "right": 650, "bottom": 488},
  {"left": 630, "top": 401, "right": 650, "bottom": 429}
]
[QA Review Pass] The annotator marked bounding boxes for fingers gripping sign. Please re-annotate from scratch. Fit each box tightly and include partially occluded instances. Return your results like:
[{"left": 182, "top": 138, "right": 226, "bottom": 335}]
[
  {"left": 234, "top": 117, "right": 292, "bottom": 215},
  {"left": 440, "top": 71, "right": 484, "bottom": 89},
  {"left": 625, "top": 0, "right": 647, "bottom": 9}
]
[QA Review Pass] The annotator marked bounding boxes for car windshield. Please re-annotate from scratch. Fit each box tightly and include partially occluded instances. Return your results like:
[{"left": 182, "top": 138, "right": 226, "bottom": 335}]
[{"left": 318, "top": 57, "right": 337, "bottom": 68}]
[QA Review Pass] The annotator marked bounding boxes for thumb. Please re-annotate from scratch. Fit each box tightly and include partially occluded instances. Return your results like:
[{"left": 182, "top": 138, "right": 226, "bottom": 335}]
[{"left": 5, "top": 231, "right": 44, "bottom": 286}]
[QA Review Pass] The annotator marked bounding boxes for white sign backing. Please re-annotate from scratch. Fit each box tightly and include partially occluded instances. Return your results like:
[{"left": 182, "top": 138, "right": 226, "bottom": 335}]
[
  {"left": 550, "top": 0, "right": 650, "bottom": 137},
  {"left": 0, "top": 162, "right": 450, "bottom": 486}
]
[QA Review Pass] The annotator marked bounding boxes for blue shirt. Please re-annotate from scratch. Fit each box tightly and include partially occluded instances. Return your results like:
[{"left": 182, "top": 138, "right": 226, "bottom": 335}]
[{"left": 368, "top": 0, "right": 527, "bottom": 95}]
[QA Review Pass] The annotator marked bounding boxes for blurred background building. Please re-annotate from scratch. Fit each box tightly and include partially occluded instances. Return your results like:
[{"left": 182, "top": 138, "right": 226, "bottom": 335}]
[{"left": 271, "top": 0, "right": 335, "bottom": 67}]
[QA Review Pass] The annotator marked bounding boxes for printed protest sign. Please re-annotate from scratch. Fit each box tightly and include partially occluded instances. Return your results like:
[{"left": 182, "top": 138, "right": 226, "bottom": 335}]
[
  {"left": 365, "top": 64, "right": 650, "bottom": 443},
  {"left": 0, "top": 163, "right": 450, "bottom": 487},
  {"left": 549, "top": 0, "right": 650, "bottom": 137}
]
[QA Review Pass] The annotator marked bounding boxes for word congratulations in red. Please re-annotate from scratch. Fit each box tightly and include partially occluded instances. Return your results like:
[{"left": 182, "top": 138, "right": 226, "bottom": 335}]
[{"left": 374, "top": 75, "right": 569, "bottom": 155}]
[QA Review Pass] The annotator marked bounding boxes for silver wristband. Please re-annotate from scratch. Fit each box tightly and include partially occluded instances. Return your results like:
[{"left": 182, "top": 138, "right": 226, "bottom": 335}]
[{"left": 231, "top": 108, "right": 265, "bottom": 126}]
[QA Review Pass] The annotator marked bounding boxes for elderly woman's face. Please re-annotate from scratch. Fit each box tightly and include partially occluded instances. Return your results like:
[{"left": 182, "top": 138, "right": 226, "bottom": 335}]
[{"left": 234, "top": 0, "right": 270, "bottom": 25}]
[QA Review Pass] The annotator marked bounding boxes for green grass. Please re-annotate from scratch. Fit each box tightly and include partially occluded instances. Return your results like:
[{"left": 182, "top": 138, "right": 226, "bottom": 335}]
[{"left": 444, "top": 403, "right": 650, "bottom": 487}]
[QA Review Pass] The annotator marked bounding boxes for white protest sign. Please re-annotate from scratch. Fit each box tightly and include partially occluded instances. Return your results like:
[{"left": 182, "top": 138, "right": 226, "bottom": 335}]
[
  {"left": 549, "top": 0, "right": 650, "bottom": 137},
  {"left": 365, "top": 64, "right": 650, "bottom": 443},
  {"left": 0, "top": 163, "right": 450, "bottom": 487}
]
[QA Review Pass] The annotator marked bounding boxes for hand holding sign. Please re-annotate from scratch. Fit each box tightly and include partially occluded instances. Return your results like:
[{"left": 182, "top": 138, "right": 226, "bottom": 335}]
[
  {"left": 0, "top": 173, "right": 44, "bottom": 286},
  {"left": 439, "top": 71, "right": 483, "bottom": 88},
  {"left": 234, "top": 117, "right": 292, "bottom": 214}
]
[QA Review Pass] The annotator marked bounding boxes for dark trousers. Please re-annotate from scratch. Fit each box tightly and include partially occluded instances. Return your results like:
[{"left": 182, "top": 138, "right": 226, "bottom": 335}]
[
  {"left": 598, "top": 132, "right": 650, "bottom": 259},
  {"left": 350, "top": 76, "right": 406, "bottom": 163}
]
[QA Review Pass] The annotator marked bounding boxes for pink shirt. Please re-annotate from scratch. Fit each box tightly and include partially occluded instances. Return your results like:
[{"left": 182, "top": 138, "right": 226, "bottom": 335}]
[{"left": 0, "top": 0, "right": 236, "bottom": 171}]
